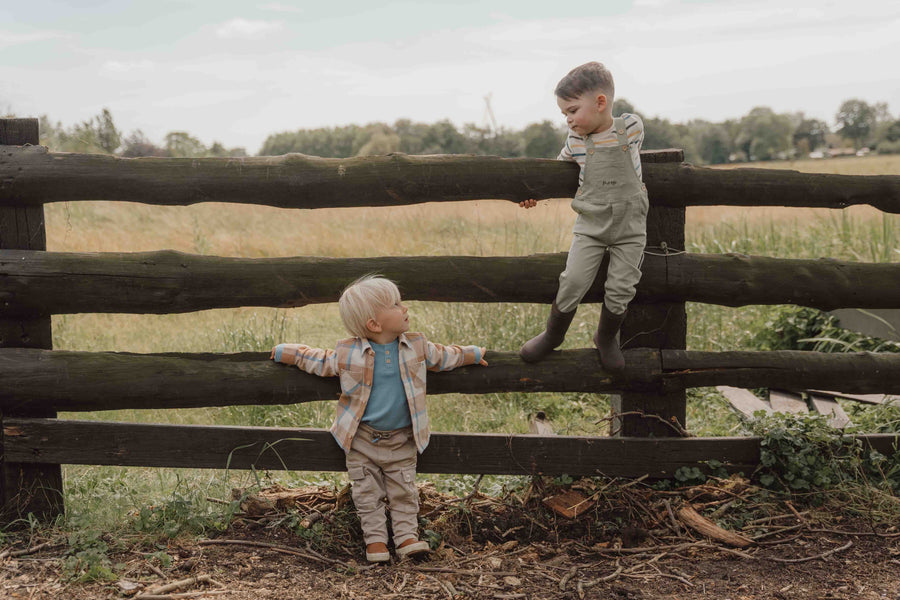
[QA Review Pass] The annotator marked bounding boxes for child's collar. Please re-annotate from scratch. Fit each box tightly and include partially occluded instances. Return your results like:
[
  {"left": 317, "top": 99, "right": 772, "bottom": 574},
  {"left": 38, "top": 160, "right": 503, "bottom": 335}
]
[{"left": 360, "top": 332, "right": 410, "bottom": 352}]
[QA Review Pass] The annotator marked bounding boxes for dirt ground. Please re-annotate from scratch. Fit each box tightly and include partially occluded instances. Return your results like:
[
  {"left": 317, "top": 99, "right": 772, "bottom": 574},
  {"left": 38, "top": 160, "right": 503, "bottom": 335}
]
[{"left": 2, "top": 478, "right": 899, "bottom": 600}]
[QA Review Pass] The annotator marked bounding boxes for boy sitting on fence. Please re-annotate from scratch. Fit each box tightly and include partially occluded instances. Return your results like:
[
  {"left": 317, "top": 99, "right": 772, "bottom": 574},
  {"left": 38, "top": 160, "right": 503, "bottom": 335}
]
[
  {"left": 519, "top": 61, "right": 648, "bottom": 374},
  {"left": 271, "top": 275, "right": 488, "bottom": 563}
]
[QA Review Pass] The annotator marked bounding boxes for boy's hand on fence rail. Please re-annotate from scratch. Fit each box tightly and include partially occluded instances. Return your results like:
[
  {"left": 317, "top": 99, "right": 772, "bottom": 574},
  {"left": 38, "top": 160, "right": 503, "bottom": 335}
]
[
  {"left": 518, "top": 199, "right": 538, "bottom": 209},
  {"left": 479, "top": 347, "right": 489, "bottom": 366}
]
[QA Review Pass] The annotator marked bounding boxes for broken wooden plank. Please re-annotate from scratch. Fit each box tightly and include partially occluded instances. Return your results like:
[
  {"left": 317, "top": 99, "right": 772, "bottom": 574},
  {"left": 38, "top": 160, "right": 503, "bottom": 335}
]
[
  {"left": 809, "top": 394, "right": 853, "bottom": 429},
  {"left": 805, "top": 390, "right": 886, "bottom": 405},
  {"left": 768, "top": 390, "right": 808, "bottom": 414},
  {"left": 542, "top": 489, "right": 596, "bottom": 519},
  {"left": 716, "top": 386, "right": 772, "bottom": 418}
]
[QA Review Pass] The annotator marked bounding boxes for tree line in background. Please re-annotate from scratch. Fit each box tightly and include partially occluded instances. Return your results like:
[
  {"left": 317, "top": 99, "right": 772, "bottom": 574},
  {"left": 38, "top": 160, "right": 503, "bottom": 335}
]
[{"left": 13, "top": 98, "right": 900, "bottom": 164}]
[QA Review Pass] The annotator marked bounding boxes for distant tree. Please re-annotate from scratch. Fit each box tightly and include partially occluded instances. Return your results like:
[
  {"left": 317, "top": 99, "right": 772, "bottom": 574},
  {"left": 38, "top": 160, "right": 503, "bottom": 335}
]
[
  {"left": 885, "top": 120, "right": 900, "bottom": 143},
  {"left": 612, "top": 98, "right": 636, "bottom": 116},
  {"left": 208, "top": 141, "right": 248, "bottom": 157},
  {"left": 355, "top": 129, "right": 401, "bottom": 156},
  {"left": 120, "top": 130, "right": 166, "bottom": 157},
  {"left": 95, "top": 108, "right": 121, "bottom": 154},
  {"left": 522, "top": 120, "right": 563, "bottom": 158},
  {"left": 691, "top": 120, "right": 733, "bottom": 164},
  {"left": 641, "top": 116, "right": 682, "bottom": 151},
  {"left": 735, "top": 107, "right": 793, "bottom": 161},
  {"left": 835, "top": 99, "right": 876, "bottom": 149},
  {"left": 38, "top": 115, "right": 65, "bottom": 150},
  {"left": 420, "top": 119, "right": 468, "bottom": 154},
  {"left": 394, "top": 118, "right": 430, "bottom": 154},
  {"left": 793, "top": 116, "right": 829, "bottom": 155},
  {"left": 165, "top": 131, "right": 207, "bottom": 157}
]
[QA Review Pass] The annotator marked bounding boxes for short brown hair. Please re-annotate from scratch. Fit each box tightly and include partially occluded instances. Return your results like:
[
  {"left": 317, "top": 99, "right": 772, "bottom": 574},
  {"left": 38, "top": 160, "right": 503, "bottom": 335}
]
[{"left": 555, "top": 61, "right": 615, "bottom": 102}]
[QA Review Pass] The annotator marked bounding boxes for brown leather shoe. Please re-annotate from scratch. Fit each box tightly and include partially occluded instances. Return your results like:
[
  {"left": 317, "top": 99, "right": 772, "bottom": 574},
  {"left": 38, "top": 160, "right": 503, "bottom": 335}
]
[
  {"left": 593, "top": 304, "right": 626, "bottom": 374},
  {"left": 519, "top": 301, "right": 576, "bottom": 363},
  {"left": 397, "top": 538, "right": 430, "bottom": 559},
  {"left": 365, "top": 542, "right": 390, "bottom": 563}
]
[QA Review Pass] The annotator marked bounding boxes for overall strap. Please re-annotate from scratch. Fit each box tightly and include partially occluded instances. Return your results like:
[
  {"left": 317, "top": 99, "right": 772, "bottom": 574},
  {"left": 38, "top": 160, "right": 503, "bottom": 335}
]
[{"left": 613, "top": 116, "right": 629, "bottom": 149}]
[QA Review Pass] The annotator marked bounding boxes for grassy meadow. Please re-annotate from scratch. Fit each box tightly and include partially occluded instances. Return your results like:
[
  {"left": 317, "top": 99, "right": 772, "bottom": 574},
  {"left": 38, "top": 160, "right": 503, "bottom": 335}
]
[{"left": 40, "top": 154, "right": 900, "bottom": 531}]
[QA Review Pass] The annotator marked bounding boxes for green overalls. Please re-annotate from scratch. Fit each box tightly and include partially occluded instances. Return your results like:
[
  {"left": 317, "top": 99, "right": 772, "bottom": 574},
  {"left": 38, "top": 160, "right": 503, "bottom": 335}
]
[{"left": 555, "top": 116, "right": 648, "bottom": 315}]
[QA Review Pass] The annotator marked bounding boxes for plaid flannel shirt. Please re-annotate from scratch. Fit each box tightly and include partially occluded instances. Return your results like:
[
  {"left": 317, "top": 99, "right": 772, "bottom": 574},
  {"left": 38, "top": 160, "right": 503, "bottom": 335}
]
[{"left": 271, "top": 332, "right": 482, "bottom": 453}]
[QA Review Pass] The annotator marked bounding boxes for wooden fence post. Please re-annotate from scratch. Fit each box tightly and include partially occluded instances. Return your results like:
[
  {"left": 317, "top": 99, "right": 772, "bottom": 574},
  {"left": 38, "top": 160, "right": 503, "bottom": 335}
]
[
  {"left": 0, "top": 118, "right": 64, "bottom": 522},
  {"left": 611, "top": 149, "right": 686, "bottom": 437}
]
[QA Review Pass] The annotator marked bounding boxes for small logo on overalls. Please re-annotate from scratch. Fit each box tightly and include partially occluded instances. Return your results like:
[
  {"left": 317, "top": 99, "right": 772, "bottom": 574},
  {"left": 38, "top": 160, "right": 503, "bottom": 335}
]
[{"left": 602, "top": 180, "right": 618, "bottom": 186}]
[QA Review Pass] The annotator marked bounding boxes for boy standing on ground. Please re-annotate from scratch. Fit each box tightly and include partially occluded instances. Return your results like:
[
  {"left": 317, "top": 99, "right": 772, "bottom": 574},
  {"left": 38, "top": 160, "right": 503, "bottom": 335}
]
[
  {"left": 271, "top": 275, "right": 488, "bottom": 563},
  {"left": 519, "top": 61, "right": 647, "bottom": 373}
]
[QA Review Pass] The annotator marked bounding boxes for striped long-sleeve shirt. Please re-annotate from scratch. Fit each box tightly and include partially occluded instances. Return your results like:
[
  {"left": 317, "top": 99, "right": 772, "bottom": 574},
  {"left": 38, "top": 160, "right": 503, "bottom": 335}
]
[
  {"left": 558, "top": 112, "right": 645, "bottom": 185},
  {"left": 271, "top": 333, "right": 482, "bottom": 454}
]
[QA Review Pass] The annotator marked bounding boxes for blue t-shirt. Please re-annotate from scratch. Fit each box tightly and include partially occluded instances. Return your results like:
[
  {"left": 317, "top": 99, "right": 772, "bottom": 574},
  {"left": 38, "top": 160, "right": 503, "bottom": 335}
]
[{"left": 362, "top": 340, "right": 412, "bottom": 430}]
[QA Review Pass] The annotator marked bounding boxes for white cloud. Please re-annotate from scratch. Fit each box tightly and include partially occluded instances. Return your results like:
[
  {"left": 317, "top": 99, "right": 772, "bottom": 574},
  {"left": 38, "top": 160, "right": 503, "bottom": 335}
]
[
  {"left": 0, "top": 30, "right": 66, "bottom": 49},
  {"left": 214, "top": 18, "right": 284, "bottom": 39}
]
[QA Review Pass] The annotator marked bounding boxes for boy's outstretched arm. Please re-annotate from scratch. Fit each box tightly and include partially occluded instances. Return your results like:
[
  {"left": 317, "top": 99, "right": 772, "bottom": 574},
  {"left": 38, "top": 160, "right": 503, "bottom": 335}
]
[
  {"left": 271, "top": 343, "right": 339, "bottom": 377},
  {"left": 424, "top": 342, "right": 488, "bottom": 372}
]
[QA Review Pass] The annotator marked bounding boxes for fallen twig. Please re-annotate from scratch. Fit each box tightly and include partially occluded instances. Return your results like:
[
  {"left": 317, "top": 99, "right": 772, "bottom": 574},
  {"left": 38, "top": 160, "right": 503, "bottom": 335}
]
[
  {"left": 132, "top": 593, "right": 230, "bottom": 600},
  {"left": 135, "top": 575, "right": 216, "bottom": 598},
  {"left": 0, "top": 540, "right": 63, "bottom": 559},
  {"left": 805, "top": 527, "right": 900, "bottom": 538},
  {"left": 763, "top": 540, "right": 853, "bottom": 563},
  {"left": 197, "top": 539, "right": 362, "bottom": 571},
  {"left": 716, "top": 540, "right": 854, "bottom": 563},
  {"left": 408, "top": 566, "right": 517, "bottom": 577},
  {"left": 558, "top": 566, "right": 578, "bottom": 591}
]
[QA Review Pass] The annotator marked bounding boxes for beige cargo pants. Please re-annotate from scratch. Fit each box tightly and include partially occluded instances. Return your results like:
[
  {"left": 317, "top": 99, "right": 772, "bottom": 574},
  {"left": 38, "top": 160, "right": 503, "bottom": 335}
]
[{"left": 346, "top": 423, "right": 420, "bottom": 547}]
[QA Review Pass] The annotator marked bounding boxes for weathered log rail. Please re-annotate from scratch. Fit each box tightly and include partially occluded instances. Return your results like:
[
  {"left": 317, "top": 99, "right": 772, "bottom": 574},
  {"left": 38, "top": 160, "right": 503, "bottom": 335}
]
[
  {"left": 2, "top": 249, "right": 899, "bottom": 316},
  {"left": 4, "top": 418, "right": 897, "bottom": 477},
  {"left": 2, "top": 348, "right": 900, "bottom": 414},
  {"left": 2, "top": 146, "right": 899, "bottom": 212}
]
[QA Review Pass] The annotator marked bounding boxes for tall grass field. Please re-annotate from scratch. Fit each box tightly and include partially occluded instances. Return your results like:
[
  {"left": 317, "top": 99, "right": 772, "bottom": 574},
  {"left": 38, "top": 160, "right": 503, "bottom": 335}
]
[{"left": 38, "top": 154, "right": 900, "bottom": 532}]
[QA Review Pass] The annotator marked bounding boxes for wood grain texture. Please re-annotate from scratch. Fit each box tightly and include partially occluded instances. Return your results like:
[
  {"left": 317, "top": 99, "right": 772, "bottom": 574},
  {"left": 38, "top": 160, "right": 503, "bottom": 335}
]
[{"left": 3, "top": 148, "right": 898, "bottom": 212}]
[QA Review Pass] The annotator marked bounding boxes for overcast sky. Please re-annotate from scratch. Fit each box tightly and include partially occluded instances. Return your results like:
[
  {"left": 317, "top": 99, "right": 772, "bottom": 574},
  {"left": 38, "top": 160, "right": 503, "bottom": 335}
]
[{"left": 2, "top": 0, "right": 898, "bottom": 154}]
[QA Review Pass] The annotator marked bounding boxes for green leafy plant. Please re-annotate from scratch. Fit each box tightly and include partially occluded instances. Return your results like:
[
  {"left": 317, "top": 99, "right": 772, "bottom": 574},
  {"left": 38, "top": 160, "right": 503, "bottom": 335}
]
[
  {"left": 747, "top": 411, "right": 900, "bottom": 493},
  {"left": 752, "top": 306, "right": 900, "bottom": 354},
  {"left": 62, "top": 530, "right": 118, "bottom": 582}
]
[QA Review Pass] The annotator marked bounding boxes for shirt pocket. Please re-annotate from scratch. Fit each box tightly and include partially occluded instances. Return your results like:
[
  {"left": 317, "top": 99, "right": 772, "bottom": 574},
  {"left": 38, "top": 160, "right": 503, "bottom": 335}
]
[{"left": 339, "top": 367, "right": 366, "bottom": 393}]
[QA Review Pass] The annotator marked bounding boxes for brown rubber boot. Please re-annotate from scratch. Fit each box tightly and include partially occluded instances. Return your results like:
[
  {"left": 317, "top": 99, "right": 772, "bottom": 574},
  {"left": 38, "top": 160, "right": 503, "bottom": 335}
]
[
  {"left": 519, "top": 301, "right": 576, "bottom": 363},
  {"left": 593, "top": 304, "right": 626, "bottom": 374}
]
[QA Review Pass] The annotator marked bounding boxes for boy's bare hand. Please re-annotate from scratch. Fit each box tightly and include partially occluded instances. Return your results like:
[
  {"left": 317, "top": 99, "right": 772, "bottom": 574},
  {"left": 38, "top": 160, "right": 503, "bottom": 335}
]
[
  {"left": 518, "top": 199, "right": 538, "bottom": 209},
  {"left": 479, "top": 347, "right": 489, "bottom": 366}
]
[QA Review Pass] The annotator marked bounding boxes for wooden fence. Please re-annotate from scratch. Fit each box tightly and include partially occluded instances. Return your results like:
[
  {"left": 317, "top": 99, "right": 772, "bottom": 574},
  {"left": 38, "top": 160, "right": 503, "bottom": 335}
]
[{"left": 2, "top": 117, "right": 900, "bottom": 522}]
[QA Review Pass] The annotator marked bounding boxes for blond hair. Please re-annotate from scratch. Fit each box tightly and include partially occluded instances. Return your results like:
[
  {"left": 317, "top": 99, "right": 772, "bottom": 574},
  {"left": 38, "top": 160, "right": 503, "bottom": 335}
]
[
  {"left": 555, "top": 61, "right": 615, "bottom": 102},
  {"left": 338, "top": 275, "right": 402, "bottom": 339}
]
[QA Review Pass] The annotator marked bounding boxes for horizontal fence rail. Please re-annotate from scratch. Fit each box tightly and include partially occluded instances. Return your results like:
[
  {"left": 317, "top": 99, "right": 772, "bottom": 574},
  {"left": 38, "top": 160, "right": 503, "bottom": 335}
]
[
  {"left": 3, "top": 250, "right": 899, "bottom": 316},
  {"left": 4, "top": 419, "right": 898, "bottom": 477},
  {"left": 2, "top": 348, "right": 900, "bottom": 413},
  {"left": 2, "top": 147, "right": 899, "bottom": 212}
]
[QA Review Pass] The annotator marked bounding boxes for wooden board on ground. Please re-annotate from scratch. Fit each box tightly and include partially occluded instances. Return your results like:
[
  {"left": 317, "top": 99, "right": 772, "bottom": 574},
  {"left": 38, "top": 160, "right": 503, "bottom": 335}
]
[
  {"left": 768, "top": 390, "right": 808, "bottom": 414},
  {"left": 805, "top": 390, "right": 887, "bottom": 405},
  {"left": 809, "top": 394, "right": 853, "bottom": 429},
  {"left": 716, "top": 386, "right": 772, "bottom": 418},
  {"left": 542, "top": 490, "right": 595, "bottom": 519},
  {"left": 528, "top": 411, "right": 555, "bottom": 436}
]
